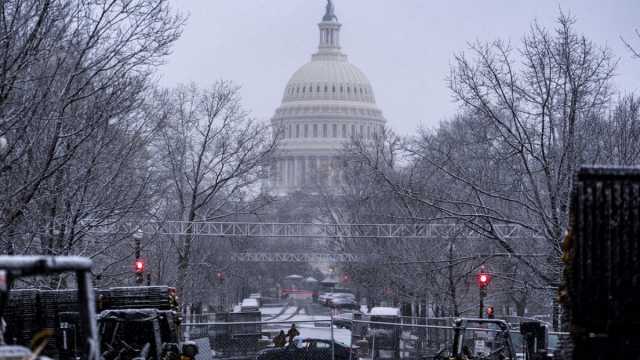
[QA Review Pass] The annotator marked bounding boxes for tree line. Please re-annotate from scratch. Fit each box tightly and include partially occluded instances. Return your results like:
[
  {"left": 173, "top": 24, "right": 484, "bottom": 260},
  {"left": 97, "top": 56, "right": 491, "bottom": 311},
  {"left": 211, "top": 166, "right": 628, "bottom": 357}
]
[
  {"left": 325, "top": 13, "right": 640, "bottom": 322},
  {"left": 2, "top": 3, "right": 639, "bottom": 316},
  {"left": 0, "top": 1, "right": 283, "bottom": 303}
]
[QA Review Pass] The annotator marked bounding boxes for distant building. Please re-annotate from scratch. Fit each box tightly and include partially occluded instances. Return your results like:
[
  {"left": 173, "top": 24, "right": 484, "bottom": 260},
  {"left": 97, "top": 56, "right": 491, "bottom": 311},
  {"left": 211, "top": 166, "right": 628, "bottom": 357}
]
[{"left": 270, "top": 1, "right": 387, "bottom": 194}]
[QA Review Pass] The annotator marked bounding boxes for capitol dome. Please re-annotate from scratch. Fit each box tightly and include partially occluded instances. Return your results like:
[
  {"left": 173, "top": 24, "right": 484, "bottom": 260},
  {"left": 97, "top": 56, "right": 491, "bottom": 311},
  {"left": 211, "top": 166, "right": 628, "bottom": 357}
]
[
  {"left": 270, "top": 0, "right": 386, "bottom": 194},
  {"left": 283, "top": 60, "right": 375, "bottom": 104}
]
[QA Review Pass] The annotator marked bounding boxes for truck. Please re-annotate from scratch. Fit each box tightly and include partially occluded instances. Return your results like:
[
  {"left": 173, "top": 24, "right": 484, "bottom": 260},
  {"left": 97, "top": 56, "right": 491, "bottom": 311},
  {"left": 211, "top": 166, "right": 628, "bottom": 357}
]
[
  {"left": 559, "top": 166, "right": 640, "bottom": 359},
  {"left": 1, "top": 269, "right": 199, "bottom": 360},
  {"left": 0, "top": 256, "right": 100, "bottom": 360}
]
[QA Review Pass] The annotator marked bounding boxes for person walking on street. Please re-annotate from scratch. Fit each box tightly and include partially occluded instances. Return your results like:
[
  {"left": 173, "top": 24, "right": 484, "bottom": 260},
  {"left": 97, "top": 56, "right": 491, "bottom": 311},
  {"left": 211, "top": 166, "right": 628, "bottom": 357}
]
[
  {"left": 287, "top": 323, "right": 300, "bottom": 343},
  {"left": 273, "top": 330, "right": 287, "bottom": 347}
]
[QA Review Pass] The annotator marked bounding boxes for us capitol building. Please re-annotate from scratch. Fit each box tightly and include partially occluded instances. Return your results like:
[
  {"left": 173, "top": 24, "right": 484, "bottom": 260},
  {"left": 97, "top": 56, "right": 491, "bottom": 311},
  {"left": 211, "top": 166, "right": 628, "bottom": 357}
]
[{"left": 270, "top": 1, "right": 387, "bottom": 194}]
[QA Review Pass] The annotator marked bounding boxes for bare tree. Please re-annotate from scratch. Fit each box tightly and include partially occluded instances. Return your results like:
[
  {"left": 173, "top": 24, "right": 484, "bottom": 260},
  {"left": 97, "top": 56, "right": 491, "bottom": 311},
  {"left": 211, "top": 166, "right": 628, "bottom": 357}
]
[
  {"left": 418, "top": 13, "right": 614, "bottom": 286},
  {"left": 154, "top": 82, "right": 278, "bottom": 301},
  {"left": 622, "top": 29, "right": 640, "bottom": 59},
  {"left": 328, "top": 14, "right": 620, "bottom": 322},
  {"left": 0, "top": 0, "right": 183, "bottom": 256}
]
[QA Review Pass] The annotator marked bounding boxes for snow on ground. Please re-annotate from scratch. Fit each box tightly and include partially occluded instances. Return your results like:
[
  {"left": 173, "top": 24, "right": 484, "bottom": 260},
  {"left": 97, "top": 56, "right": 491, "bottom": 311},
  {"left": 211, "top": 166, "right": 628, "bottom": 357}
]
[{"left": 260, "top": 306, "right": 285, "bottom": 316}]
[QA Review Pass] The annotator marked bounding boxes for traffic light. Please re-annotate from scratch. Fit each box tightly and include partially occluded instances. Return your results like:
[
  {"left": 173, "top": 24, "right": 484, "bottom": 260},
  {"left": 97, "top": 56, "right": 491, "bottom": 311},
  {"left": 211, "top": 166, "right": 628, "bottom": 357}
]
[
  {"left": 216, "top": 272, "right": 225, "bottom": 284},
  {"left": 134, "top": 259, "right": 145, "bottom": 273},
  {"left": 341, "top": 274, "right": 350, "bottom": 283},
  {"left": 477, "top": 267, "right": 491, "bottom": 288},
  {"left": 487, "top": 306, "right": 495, "bottom": 319}
]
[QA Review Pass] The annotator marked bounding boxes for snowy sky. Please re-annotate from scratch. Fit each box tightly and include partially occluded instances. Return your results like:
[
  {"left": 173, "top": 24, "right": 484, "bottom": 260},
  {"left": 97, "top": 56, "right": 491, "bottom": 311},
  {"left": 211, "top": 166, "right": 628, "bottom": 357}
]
[{"left": 160, "top": 0, "right": 640, "bottom": 135}]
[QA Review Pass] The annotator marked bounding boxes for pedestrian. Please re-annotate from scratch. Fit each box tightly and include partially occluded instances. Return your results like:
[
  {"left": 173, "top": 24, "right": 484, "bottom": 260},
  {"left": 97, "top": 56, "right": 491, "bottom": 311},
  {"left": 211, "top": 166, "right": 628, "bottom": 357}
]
[
  {"left": 273, "top": 330, "right": 287, "bottom": 347},
  {"left": 287, "top": 323, "right": 300, "bottom": 343}
]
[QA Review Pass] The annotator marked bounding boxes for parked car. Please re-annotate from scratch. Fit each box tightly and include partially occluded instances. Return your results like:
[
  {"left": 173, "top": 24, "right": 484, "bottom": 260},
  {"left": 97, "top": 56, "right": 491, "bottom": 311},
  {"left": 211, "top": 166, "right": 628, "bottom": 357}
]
[
  {"left": 318, "top": 292, "right": 335, "bottom": 305},
  {"left": 256, "top": 337, "right": 354, "bottom": 360},
  {"left": 319, "top": 292, "right": 356, "bottom": 306},
  {"left": 328, "top": 296, "right": 358, "bottom": 310}
]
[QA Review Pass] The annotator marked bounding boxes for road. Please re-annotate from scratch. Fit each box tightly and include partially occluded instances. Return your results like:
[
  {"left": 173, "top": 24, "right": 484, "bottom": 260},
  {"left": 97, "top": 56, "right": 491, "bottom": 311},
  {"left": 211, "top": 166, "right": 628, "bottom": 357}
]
[{"left": 260, "top": 299, "right": 352, "bottom": 345}]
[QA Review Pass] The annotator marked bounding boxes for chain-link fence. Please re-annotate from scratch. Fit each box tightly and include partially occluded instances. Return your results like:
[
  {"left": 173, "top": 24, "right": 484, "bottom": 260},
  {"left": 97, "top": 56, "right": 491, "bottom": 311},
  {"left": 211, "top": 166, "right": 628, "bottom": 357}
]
[
  {"left": 181, "top": 309, "right": 569, "bottom": 360},
  {"left": 347, "top": 316, "right": 457, "bottom": 359},
  {"left": 183, "top": 316, "right": 349, "bottom": 359},
  {"left": 181, "top": 311, "right": 457, "bottom": 359}
]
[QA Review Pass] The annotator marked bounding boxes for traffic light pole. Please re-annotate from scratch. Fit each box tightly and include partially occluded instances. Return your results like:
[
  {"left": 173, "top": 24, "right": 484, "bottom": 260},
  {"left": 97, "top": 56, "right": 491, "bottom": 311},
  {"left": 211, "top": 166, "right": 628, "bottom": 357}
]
[
  {"left": 134, "top": 231, "right": 144, "bottom": 285},
  {"left": 479, "top": 287, "right": 486, "bottom": 319}
]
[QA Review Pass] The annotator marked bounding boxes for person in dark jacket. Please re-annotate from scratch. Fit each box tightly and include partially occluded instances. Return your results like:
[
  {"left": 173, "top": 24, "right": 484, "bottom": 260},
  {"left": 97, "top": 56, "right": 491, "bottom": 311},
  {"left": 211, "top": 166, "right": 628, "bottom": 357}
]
[
  {"left": 273, "top": 330, "right": 287, "bottom": 347},
  {"left": 287, "top": 323, "right": 300, "bottom": 343}
]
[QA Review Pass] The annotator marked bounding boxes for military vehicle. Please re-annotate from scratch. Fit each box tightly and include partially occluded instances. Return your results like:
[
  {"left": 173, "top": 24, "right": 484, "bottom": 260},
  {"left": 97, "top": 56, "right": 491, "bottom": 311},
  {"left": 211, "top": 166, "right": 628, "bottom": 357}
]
[{"left": 0, "top": 256, "right": 100, "bottom": 360}]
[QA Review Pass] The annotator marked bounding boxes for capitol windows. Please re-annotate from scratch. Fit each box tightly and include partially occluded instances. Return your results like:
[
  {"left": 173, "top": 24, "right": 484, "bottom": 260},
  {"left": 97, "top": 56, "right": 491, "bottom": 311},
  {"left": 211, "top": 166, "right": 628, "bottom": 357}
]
[
  {"left": 313, "top": 124, "right": 318, "bottom": 137},
  {"left": 360, "top": 125, "right": 364, "bottom": 136},
  {"left": 332, "top": 124, "right": 337, "bottom": 138},
  {"left": 332, "top": 85, "right": 336, "bottom": 93},
  {"left": 304, "top": 124, "right": 309, "bottom": 137},
  {"left": 296, "top": 124, "right": 300, "bottom": 138},
  {"left": 340, "top": 85, "right": 343, "bottom": 93},
  {"left": 351, "top": 124, "right": 356, "bottom": 136},
  {"left": 288, "top": 124, "right": 292, "bottom": 138},
  {"left": 324, "top": 85, "right": 328, "bottom": 93},
  {"left": 342, "top": 124, "right": 347, "bottom": 137},
  {"left": 322, "top": 124, "right": 328, "bottom": 137},
  {"left": 367, "top": 126, "right": 371, "bottom": 138},
  {"left": 317, "top": 85, "right": 320, "bottom": 92}
]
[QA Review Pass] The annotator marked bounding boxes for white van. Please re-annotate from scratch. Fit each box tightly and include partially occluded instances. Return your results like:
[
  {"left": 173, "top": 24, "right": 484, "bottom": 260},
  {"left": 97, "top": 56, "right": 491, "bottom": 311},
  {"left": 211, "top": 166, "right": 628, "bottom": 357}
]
[{"left": 240, "top": 298, "right": 260, "bottom": 312}]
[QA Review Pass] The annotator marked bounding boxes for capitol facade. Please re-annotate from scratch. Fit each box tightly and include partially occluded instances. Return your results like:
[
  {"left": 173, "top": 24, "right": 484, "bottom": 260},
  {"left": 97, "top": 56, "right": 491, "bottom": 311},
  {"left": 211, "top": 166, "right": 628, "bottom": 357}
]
[{"left": 270, "top": 1, "right": 387, "bottom": 194}]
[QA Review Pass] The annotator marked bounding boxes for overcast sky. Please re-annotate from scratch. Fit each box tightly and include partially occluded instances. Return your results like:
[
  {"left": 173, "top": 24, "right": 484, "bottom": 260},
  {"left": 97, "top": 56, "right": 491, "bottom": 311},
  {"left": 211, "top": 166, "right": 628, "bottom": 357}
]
[{"left": 160, "top": 0, "right": 640, "bottom": 134}]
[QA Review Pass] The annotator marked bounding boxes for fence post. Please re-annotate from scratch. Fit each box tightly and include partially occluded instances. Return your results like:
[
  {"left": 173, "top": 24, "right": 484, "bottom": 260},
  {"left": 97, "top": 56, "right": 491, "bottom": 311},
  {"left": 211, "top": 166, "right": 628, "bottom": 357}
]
[
  {"left": 330, "top": 312, "right": 336, "bottom": 360},
  {"left": 371, "top": 332, "right": 376, "bottom": 360},
  {"left": 183, "top": 304, "right": 191, "bottom": 341}
]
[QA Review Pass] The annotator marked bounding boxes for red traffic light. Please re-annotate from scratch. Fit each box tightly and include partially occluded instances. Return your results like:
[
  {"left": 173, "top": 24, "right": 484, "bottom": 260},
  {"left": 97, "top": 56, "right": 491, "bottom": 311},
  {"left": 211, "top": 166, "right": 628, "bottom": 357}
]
[
  {"left": 134, "top": 259, "right": 145, "bottom": 273},
  {"left": 341, "top": 274, "right": 350, "bottom": 283},
  {"left": 477, "top": 267, "right": 491, "bottom": 288},
  {"left": 216, "top": 272, "right": 225, "bottom": 282}
]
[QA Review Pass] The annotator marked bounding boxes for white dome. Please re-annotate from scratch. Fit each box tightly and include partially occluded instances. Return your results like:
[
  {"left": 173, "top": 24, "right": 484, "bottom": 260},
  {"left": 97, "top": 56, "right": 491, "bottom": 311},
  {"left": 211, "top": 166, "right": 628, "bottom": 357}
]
[
  {"left": 282, "top": 59, "right": 376, "bottom": 103},
  {"left": 269, "top": 3, "right": 387, "bottom": 195}
]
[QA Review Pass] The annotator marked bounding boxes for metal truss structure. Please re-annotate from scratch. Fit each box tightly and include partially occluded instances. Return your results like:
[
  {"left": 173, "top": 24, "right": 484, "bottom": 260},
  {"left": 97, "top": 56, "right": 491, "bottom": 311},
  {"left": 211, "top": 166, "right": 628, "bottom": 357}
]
[
  {"left": 230, "top": 252, "right": 367, "bottom": 263},
  {"left": 82, "top": 221, "right": 541, "bottom": 239}
]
